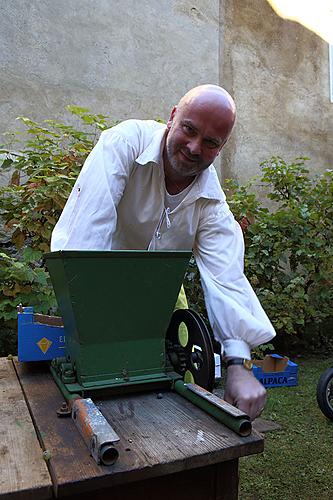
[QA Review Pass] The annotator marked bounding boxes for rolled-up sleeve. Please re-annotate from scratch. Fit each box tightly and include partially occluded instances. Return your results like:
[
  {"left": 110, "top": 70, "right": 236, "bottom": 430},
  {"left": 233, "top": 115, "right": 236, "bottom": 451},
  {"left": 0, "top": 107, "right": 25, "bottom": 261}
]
[
  {"left": 51, "top": 130, "right": 137, "bottom": 251},
  {"left": 193, "top": 201, "right": 276, "bottom": 359}
]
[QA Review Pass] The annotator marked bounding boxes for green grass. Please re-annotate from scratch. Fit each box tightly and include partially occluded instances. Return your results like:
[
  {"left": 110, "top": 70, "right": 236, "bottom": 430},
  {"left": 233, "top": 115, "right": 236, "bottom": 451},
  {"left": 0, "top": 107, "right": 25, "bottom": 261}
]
[{"left": 239, "top": 357, "right": 333, "bottom": 500}]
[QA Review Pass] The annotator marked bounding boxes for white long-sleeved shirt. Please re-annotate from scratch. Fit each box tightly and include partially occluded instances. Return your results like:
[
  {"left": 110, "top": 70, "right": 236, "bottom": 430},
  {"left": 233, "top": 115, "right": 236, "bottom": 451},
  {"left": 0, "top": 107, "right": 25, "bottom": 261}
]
[{"left": 51, "top": 119, "right": 276, "bottom": 358}]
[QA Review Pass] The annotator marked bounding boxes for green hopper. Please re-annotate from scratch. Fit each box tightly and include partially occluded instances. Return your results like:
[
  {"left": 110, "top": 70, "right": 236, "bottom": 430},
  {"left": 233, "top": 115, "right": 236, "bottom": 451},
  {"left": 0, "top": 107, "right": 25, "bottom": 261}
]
[{"left": 45, "top": 250, "right": 191, "bottom": 394}]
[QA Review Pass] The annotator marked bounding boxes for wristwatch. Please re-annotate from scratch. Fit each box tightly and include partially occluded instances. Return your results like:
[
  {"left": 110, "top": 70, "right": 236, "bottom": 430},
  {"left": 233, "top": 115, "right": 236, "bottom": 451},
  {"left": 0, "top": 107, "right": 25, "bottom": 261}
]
[{"left": 225, "top": 358, "right": 253, "bottom": 370}]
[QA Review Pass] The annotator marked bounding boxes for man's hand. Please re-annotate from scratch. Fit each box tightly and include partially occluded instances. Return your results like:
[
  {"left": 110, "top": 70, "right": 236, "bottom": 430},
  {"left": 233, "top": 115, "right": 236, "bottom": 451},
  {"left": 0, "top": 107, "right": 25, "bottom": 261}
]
[{"left": 224, "top": 365, "right": 267, "bottom": 421}]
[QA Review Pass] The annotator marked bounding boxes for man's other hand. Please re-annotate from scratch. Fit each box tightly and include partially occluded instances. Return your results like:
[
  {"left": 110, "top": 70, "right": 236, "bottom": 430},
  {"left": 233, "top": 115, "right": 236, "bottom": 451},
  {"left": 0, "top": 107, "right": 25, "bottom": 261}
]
[{"left": 224, "top": 365, "right": 267, "bottom": 421}]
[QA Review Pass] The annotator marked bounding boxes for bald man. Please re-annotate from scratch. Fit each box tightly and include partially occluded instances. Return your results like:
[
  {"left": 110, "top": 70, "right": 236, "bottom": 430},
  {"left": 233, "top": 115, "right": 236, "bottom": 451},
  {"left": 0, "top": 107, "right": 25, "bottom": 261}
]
[{"left": 51, "top": 84, "right": 276, "bottom": 420}]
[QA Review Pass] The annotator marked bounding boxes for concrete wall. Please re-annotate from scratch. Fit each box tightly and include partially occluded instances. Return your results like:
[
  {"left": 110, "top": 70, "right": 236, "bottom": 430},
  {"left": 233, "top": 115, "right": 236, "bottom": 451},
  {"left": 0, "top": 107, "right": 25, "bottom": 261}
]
[
  {"left": 0, "top": 0, "right": 219, "bottom": 131},
  {"left": 1, "top": 0, "right": 332, "bottom": 186},
  {"left": 220, "top": 0, "right": 333, "bottom": 184}
]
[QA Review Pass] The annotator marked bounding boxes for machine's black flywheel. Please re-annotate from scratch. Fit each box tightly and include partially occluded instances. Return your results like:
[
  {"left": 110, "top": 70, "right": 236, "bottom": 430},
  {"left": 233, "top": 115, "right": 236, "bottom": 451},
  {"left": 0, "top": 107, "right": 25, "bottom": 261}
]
[{"left": 165, "top": 309, "right": 215, "bottom": 392}]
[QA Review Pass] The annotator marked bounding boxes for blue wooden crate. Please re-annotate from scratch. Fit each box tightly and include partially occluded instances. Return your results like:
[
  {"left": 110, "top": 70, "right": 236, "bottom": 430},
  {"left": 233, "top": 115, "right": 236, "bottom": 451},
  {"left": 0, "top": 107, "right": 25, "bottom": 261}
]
[
  {"left": 18, "top": 307, "right": 67, "bottom": 361},
  {"left": 252, "top": 354, "right": 298, "bottom": 388}
]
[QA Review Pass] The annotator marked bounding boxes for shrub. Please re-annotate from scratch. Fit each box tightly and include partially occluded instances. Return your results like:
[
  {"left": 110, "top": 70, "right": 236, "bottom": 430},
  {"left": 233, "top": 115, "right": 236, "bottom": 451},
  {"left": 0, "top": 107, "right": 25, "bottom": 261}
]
[
  {"left": 224, "top": 157, "right": 333, "bottom": 354},
  {"left": 0, "top": 249, "right": 55, "bottom": 355},
  {"left": 0, "top": 106, "right": 116, "bottom": 355},
  {"left": 1, "top": 106, "right": 113, "bottom": 252}
]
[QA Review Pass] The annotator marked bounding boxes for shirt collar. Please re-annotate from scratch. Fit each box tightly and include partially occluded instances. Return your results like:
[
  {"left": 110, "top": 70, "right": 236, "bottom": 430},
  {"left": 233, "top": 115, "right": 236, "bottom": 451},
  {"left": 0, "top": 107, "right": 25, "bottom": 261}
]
[
  {"left": 135, "top": 126, "right": 166, "bottom": 166},
  {"left": 193, "top": 166, "right": 226, "bottom": 203}
]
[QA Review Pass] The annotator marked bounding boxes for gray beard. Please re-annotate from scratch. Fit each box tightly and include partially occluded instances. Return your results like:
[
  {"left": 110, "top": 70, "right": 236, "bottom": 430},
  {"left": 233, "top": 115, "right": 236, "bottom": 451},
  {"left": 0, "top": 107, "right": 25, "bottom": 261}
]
[{"left": 166, "top": 142, "right": 203, "bottom": 178}]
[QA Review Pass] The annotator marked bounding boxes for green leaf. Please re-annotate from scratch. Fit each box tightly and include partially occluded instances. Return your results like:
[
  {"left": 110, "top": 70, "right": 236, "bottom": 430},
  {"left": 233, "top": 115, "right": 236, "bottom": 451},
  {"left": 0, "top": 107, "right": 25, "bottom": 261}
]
[
  {"left": 66, "top": 105, "right": 90, "bottom": 115},
  {"left": 0, "top": 158, "right": 14, "bottom": 169}
]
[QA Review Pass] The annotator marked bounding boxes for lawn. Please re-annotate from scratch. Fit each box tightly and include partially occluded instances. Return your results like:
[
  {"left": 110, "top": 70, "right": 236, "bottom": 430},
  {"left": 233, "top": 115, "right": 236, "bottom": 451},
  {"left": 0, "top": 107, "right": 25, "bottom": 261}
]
[{"left": 239, "top": 357, "right": 333, "bottom": 499}]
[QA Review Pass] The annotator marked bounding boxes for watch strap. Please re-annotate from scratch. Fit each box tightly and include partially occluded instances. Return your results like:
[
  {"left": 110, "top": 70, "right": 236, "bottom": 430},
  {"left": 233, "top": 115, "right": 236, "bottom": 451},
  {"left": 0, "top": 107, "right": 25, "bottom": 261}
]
[{"left": 225, "top": 358, "right": 253, "bottom": 370}]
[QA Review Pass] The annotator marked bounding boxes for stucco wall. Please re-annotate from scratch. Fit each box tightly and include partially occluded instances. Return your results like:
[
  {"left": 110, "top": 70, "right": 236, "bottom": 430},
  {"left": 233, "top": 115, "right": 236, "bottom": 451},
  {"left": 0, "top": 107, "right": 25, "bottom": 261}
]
[
  {"left": 0, "top": 0, "right": 219, "bottom": 133},
  {"left": 1, "top": 0, "right": 332, "bottom": 186},
  {"left": 220, "top": 0, "right": 333, "bottom": 184}
]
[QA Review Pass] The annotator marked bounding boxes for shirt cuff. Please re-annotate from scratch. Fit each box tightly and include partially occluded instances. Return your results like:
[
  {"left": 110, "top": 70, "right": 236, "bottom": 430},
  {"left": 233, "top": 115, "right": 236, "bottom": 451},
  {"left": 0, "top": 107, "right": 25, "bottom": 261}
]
[{"left": 222, "top": 339, "right": 252, "bottom": 360}]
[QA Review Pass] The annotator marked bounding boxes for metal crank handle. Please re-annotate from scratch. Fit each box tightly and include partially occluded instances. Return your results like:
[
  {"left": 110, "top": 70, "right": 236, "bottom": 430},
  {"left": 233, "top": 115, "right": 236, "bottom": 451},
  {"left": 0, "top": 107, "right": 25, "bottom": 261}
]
[{"left": 174, "top": 380, "right": 252, "bottom": 437}]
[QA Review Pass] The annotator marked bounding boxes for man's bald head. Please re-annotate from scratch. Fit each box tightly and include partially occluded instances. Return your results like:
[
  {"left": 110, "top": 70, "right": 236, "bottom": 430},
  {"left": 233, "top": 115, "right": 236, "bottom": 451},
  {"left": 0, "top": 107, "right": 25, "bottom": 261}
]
[
  {"left": 163, "top": 84, "right": 236, "bottom": 184},
  {"left": 168, "top": 84, "right": 236, "bottom": 152},
  {"left": 178, "top": 84, "right": 236, "bottom": 117}
]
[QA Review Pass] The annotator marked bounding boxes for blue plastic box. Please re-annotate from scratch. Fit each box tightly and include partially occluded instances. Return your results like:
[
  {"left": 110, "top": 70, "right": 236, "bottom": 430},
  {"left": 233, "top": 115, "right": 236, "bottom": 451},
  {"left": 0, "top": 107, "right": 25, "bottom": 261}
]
[
  {"left": 18, "top": 306, "right": 66, "bottom": 361},
  {"left": 252, "top": 354, "right": 298, "bottom": 388}
]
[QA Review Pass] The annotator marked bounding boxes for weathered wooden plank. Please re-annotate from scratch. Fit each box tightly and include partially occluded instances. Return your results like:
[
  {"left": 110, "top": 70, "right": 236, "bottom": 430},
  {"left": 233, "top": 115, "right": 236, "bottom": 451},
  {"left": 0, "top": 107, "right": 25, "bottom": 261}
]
[
  {"left": 252, "top": 417, "right": 281, "bottom": 434},
  {"left": 14, "top": 361, "right": 153, "bottom": 498},
  {"left": 13, "top": 361, "right": 110, "bottom": 498},
  {"left": 0, "top": 358, "right": 52, "bottom": 500},
  {"left": 14, "top": 360, "right": 264, "bottom": 498},
  {"left": 97, "top": 390, "right": 263, "bottom": 470}
]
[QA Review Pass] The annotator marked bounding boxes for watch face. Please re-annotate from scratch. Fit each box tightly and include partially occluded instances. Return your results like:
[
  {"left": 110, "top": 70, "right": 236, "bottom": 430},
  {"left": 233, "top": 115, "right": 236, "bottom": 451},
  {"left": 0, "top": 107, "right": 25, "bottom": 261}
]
[{"left": 244, "top": 359, "right": 253, "bottom": 370}]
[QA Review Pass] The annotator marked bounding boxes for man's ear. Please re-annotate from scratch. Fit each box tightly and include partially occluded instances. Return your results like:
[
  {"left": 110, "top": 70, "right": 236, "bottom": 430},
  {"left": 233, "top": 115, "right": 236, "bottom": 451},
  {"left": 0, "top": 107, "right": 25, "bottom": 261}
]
[{"left": 166, "top": 106, "right": 177, "bottom": 129}]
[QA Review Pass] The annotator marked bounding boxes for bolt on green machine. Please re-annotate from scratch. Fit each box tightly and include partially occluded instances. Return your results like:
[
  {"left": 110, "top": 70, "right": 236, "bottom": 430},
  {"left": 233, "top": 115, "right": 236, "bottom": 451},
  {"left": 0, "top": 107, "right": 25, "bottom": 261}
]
[{"left": 42, "top": 250, "right": 251, "bottom": 465}]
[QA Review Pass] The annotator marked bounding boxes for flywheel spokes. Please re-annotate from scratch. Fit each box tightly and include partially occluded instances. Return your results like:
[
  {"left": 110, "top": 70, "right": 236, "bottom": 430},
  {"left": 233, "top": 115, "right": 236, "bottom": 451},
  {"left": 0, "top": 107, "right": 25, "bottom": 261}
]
[{"left": 166, "top": 309, "right": 215, "bottom": 392}]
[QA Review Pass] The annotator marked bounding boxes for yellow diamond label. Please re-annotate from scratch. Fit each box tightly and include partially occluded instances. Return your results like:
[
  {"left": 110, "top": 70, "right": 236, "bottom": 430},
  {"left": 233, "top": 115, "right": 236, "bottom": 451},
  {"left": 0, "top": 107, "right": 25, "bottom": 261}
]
[{"left": 37, "top": 337, "right": 52, "bottom": 354}]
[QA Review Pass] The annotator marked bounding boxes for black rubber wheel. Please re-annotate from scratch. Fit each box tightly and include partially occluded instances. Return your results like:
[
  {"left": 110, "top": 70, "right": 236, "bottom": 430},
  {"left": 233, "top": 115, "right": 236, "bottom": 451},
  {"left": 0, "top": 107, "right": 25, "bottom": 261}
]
[
  {"left": 316, "top": 367, "right": 333, "bottom": 421},
  {"left": 165, "top": 309, "right": 215, "bottom": 392}
]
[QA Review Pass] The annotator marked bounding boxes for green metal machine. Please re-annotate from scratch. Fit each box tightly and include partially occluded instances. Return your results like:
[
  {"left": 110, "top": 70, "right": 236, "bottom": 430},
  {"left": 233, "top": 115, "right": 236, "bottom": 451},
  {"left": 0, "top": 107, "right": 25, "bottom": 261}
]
[
  {"left": 45, "top": 250, "right": 191, "bottom": 394},
  {"left": 36, "top": 250, "right": 251, "bottom": 465}
]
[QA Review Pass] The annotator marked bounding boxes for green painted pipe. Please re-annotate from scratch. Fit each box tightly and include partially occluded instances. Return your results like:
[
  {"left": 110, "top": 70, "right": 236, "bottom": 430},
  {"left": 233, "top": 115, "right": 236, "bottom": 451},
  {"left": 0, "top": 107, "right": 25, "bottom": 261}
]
[{"left": 174, "top": 380, "right": 252, "bottom": 437}]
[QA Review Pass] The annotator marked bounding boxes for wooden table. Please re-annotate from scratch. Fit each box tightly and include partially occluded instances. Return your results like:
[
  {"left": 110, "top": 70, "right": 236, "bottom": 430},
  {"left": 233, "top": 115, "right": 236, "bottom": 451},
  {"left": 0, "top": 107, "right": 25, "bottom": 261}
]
[{"left": 0, "top": 358, "right": 264, "bottom": 499}]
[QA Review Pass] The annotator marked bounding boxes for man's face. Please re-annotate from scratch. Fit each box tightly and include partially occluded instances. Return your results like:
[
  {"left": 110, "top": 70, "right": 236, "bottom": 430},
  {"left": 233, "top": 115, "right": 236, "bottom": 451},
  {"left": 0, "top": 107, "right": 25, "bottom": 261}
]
[{"left": 164, "top": 100, "right": 233, "bottom": 178}]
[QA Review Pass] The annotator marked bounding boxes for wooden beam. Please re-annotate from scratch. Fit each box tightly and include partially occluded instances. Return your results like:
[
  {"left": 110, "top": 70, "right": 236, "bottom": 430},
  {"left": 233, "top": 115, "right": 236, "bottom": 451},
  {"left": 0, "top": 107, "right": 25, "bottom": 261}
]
[{"left": 0, "top": 358, "right": 52, "bottom": 500}]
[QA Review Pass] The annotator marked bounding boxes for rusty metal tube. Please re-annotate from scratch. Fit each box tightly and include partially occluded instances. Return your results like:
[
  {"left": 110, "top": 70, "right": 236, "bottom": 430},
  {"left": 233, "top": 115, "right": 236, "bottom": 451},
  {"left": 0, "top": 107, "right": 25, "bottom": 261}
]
[{"left": 71, "top": 398, "right": 120, "bottom": 465}]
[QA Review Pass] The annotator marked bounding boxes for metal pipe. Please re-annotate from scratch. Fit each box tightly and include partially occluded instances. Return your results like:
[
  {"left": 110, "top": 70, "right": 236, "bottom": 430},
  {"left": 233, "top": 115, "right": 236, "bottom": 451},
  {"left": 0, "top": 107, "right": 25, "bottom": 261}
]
[
  {"left": 72, "top": 398, "right": 120, "bottom": 466},
  {"left": 174, "top": 380, "right": 252, "bottom": 437},
  {"left": 50, "top": 366, "right": 120, "bottom": 465}
]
